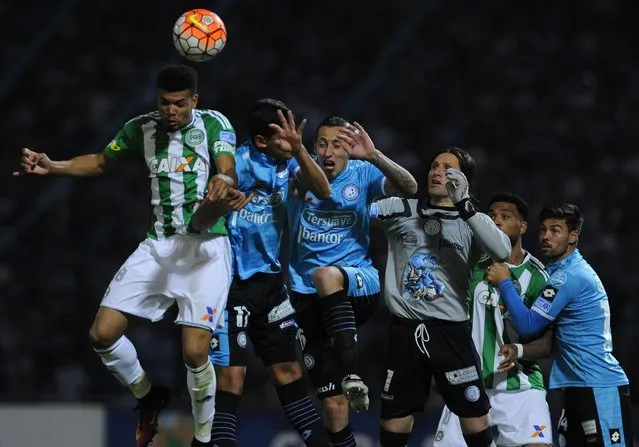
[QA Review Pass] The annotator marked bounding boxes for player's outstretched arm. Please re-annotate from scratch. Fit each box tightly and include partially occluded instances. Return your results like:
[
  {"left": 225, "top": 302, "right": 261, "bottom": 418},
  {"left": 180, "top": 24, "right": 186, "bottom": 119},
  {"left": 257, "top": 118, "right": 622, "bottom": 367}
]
[
  {"left": 13, "top": 148, "right": 110, "bottom": 177},
  {"left": 269, "top": 109, "right": 331, "bottom": 199},
  {"left": 337, "top": 122, "right": 418, "bottom": 197},
  {"left": 192, "top": 188, "right": 252, "bottom": 231},
  {"left": 486, "top": 264, "right": 551, "bottom": 337},
  {"left": 206, "top": 154, "right": 237, "bottom": 201}
]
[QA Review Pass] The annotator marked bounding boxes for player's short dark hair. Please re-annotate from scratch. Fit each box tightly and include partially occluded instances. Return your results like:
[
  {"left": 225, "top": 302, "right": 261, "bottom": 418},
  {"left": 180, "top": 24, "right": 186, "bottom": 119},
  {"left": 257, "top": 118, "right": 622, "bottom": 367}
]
[
  {"left": 539, "top": 203, "right": 584, "bottom": 232},
  {"left": 488, "top": 191, "right": 530, "bottom": 220},
  {"left": 157, "top": 65, "right": 198, "bottom": 94},
  {"left": 247, "top": 98, "right": 291, "bottom": 141},
  {"left": 315, "top": 116, "right": 349, "bottom": 138}
]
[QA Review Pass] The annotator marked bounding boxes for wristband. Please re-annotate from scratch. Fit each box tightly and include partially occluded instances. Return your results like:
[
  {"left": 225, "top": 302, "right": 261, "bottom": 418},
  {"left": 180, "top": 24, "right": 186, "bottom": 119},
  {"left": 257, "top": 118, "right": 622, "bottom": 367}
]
[
  {"left": 454, "top": 197, "right": 476, "bottom": 220},
  {"left": 215, "top": 173, "right": 234, "bottom": 186},
  {"left": 514, "top": 343, "right": 524, "bottom": 359}
]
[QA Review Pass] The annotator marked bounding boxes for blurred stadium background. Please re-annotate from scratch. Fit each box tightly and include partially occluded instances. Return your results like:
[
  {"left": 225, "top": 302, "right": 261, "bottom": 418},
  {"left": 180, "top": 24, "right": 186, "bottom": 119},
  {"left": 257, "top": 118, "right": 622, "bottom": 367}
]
[{"left": 1, "top": 0, "right": 638, "bottom": 445}]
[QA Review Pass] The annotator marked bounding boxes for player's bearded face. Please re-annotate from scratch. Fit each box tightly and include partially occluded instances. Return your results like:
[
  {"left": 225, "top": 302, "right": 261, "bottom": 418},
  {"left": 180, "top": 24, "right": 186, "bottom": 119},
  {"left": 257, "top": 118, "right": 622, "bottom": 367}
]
[
  {"left": 158, "top": 89, "right": 198, "bottom": 131},
  {"left": 427, "top": 153, "right": 460, "bottom": 199},
  {"left": 315, "top": 126, "right": 348, "bottom": 179},
  {"left": 538, "top": 218, "right": 571, "bottom": 259}
]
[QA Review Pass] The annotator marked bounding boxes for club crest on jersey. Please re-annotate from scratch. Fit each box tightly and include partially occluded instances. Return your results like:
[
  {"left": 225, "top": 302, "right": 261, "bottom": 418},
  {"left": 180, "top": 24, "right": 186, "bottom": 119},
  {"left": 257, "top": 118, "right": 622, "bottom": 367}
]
[
  {"left": 423, "top": 218, "right": 442, "bottom": 236},
  {"left": 342, "top": 183, "right": 360, "bottom": 201},
  {"left": 549, "top": 271, "right": 567, "bottom": 287},
  {"left": 184, "top": 128, "right": 205, "bottom": 146}
]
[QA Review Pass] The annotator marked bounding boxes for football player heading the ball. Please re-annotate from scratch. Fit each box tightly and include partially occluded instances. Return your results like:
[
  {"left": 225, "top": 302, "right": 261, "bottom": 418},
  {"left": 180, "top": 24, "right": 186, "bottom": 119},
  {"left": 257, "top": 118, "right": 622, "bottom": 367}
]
[{"left": 14, "top": 64, "right": 249, "bottom": 447}]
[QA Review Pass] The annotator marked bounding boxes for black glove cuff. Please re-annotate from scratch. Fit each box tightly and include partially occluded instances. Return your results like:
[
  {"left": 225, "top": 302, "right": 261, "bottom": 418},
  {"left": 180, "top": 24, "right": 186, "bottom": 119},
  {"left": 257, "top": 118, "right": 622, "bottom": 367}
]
[{"left": 455, "top": 197, "right": 476, "bottom": 220}]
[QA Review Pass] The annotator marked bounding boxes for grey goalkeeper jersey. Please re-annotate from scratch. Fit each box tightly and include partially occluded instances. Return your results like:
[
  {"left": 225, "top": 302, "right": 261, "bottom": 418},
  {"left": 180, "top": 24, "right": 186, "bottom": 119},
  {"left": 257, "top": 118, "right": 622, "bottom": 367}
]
[{"left": 372, "top": 197, "right": 511, "bottom": 322}]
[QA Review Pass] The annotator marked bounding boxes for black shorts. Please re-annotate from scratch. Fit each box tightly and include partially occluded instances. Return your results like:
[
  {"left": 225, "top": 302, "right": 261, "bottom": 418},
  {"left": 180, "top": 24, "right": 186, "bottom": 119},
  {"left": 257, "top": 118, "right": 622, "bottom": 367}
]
[
  {"left": 557, "top": 385, "right": 633, "bottom": 446},
  {"left": 290, "top": 290, "right": 378, "bottom": 399},
  {"left": 380, "top": 316, "right": 490, "bottom": 420},
  {"left": 210, "top": 272, "right": 298, "bottom": 367}
]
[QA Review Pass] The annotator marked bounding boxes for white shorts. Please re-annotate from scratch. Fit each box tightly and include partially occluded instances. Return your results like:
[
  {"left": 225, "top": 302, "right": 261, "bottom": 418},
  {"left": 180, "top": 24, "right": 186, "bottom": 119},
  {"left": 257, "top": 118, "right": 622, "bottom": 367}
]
[
  {"left": 433, "top": 389, "right": 552, "bottom": 446},
  {"left": 100, "top": 235, "right": 231, "bottom": 331}
]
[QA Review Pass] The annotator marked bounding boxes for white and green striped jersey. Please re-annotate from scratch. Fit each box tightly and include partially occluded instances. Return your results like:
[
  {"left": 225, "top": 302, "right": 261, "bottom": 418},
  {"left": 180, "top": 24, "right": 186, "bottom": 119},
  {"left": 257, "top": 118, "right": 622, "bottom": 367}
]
[
  {"left": 470, "top": 252, "right": 548, "bottom": 391},
  {"left": 104, "top": 109, "right": 236, "bottom": 240}
]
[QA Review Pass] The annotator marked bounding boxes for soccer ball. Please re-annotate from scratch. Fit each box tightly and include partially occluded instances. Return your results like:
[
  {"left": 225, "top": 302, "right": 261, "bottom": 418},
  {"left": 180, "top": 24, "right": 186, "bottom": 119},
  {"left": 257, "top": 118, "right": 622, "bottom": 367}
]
[{"left": 173, "top": 9, "right": 227, "bottom": 62}]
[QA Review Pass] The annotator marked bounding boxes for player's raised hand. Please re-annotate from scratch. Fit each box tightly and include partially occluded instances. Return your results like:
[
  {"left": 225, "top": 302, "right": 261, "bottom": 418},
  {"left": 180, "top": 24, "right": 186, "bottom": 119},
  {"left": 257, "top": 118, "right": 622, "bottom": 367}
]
[
  {"left": 13, "top": 148, "right": 52, "bottom": 176},
  {"left": 444, "top": 168, "right": 469, "bottom": 204},
  {"left": 226, "top": 188, "right": 253, "bottom": 211},
  {"left": 485, "top": 263, "right": 510, "bottom": 286},
  {"left": 268, "top": 109, "right": 307, "bottom": 155},
  {"left": 497, "top": 344, "right": 518, "bottom": 372},
  {"left": 336, "top": 122, "right": 376, "bottom": 160}
]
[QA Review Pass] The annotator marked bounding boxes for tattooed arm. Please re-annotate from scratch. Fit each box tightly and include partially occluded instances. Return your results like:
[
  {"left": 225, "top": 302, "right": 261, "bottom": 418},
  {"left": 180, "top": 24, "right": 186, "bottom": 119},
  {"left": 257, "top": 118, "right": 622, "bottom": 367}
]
[{"left": 369, "top": 149, "right": 418, "bottom": 197}]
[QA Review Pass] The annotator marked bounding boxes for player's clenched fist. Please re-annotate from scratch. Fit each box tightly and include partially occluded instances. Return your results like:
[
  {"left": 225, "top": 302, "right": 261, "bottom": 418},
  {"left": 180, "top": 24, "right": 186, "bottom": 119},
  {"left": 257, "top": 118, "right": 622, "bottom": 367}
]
[
  {"left": 485, "top": 262, "right": 510, "bottom": 286},
  {"left": 13, "top": 148, "right": 52, "bottom": 176}
]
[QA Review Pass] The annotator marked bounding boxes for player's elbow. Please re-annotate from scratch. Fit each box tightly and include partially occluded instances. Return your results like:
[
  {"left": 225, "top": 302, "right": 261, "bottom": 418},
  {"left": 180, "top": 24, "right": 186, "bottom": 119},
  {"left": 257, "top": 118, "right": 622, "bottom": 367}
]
[
  {"left": 94, "top": 153, "right": 110, "bottom": 176},
  {"left": 314, "top": 185, "right": 332, "bottom": 200},
  {"left": 519, "top": 324, "right": 545, "bottom": 339},
  {"left": 520, "top": 328, "right": 540, "bottom": 339},
  {"left": 406, "top": 180, "right": 418, "bottom": 196},
  {"left": 492, "top": 239, "right": 511, "bottom": 262}
]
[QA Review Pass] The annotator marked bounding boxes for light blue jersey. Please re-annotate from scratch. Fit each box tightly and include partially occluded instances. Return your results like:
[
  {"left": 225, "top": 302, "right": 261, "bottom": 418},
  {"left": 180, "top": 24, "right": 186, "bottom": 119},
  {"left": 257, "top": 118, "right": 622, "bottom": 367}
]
[
  {"left": 288, "top": 159, "right": 385, "bottom": 294},
  {"left": 227, "top": 142, "right": 298, "bottom": 280},
  {"left": 529, "top": 250, "right": 628, "bottom": 389}
]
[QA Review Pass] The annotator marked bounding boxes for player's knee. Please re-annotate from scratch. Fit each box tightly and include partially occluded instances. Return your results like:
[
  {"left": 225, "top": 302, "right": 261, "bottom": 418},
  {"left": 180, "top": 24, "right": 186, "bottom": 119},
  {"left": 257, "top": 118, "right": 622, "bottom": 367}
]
[
  {"left": 181, "top": 327, "right": 211, "bottom": 367},
  {"left": 88, "top": 309, "right": 127, "bottom": 348},
  {"left": 459, "top": 414, "right": 490, "bottom": 434},
  {"left": 216, "top": 366, "right": 246, "bottom": 395},
  {"left": 312, "top": 267, "right": 343, "bottom": 295},
  {"left": 269, "top": 361, "right": 302, "bottom": 385},
  {"left": 322, "top": 395, "right": 349, "bottom": 431},
  {"left": 380, "top": 416, "right": 414, "bottom": 438},
  {"left": 461, "top": 425, "right": 493, "bottom": 447}
]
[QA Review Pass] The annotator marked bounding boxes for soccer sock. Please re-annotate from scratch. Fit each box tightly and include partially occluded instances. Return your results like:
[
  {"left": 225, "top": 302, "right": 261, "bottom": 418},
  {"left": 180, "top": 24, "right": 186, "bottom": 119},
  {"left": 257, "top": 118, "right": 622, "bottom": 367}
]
[
  {"left": 327, "top": 424, "right": 357, "bottom": 447},
  {"left": 94, "top": 335, "right": 151, "bottom": 399},
  {"left": 211, "top": 390, "right": 241, "bottom": 447},
  {"left": 276, "top": 379, "right": 331, "bottom": 446},
  {"left": 186, "top": 362, "right": 216, "bottom": 443},
  {"left": 320, "top": 290, "right": 358, "bottom": 374},
  {"left": 463, "top": 426, "right": 495, "bottom": 447}
]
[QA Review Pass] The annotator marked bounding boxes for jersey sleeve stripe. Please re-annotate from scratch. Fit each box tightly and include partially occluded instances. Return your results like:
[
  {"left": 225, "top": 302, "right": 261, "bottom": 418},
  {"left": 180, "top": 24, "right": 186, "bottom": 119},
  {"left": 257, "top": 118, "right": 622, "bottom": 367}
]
[
  {"left": 381, "top": 177, "right": 388, "bottom": 195},
  {"left": 198, "top": 110, "right": 233, "bottom": 131},
  {"left": 531, "top": 305, "right": 555, "bottom": 321},
  {"left": 201, "top": 110, "right": 232, "bottom": 130}
]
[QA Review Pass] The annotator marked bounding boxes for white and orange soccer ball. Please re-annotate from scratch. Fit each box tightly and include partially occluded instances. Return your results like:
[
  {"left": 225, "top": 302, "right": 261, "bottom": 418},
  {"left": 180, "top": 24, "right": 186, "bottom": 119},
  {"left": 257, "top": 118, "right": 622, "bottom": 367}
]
[{"left": 173, "top": 9, "right": 227, "bottom": 62}]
